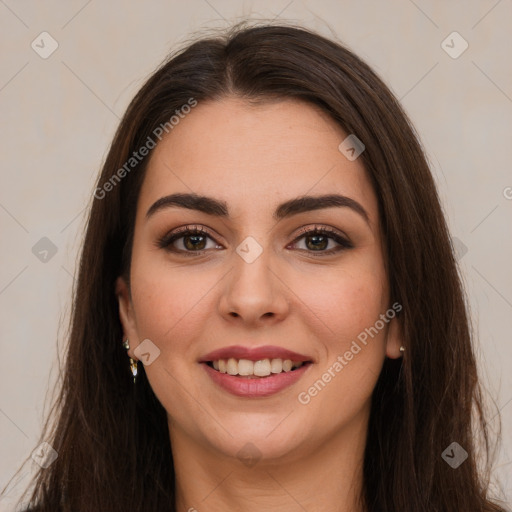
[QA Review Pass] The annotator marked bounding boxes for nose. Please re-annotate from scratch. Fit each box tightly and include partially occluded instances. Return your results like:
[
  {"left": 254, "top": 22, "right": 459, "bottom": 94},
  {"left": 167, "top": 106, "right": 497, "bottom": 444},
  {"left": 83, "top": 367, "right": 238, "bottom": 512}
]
[{"left": 217, "top": 247, "right": 290, "bottom": 327}]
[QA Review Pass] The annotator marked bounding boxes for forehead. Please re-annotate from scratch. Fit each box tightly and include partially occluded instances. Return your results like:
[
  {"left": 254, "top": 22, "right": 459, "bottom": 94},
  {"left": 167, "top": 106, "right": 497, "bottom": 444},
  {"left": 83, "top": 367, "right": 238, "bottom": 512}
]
[{"left": 138, "top": 97, "right": 378, "bottom": 225}]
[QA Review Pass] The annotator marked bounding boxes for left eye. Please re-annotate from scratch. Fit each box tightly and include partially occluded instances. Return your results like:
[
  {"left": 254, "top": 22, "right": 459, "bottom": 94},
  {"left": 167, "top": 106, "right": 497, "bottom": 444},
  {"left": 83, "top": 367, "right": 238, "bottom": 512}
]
[{"left": 288, "top": 228, "right": 352, "bottom": 255}]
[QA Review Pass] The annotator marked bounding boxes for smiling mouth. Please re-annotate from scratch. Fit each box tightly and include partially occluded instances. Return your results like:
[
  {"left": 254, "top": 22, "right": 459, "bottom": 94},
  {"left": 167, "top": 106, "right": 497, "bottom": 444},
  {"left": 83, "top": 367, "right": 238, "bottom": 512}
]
[{"left": 204, "top": 358, "right": 313, "bottom": 378}]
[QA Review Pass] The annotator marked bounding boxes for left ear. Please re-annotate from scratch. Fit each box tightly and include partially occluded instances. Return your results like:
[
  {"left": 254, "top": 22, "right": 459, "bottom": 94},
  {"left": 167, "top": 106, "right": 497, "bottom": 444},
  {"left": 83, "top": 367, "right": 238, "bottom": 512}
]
[{"left": 385, "top": 316, "right": 404, "bottom": 359}]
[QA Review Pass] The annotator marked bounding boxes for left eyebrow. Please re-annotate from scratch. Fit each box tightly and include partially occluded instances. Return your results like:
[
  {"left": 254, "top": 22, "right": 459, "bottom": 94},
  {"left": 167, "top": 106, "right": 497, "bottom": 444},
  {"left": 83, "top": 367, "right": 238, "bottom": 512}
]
[{"left": 146, "top": 192, "right": 370, "bottom": 225}]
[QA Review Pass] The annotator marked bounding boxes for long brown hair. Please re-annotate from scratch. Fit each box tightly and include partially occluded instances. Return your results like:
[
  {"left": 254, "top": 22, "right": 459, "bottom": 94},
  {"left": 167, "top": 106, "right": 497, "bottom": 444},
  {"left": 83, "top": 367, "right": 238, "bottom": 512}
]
[{"left": 10, "top": 21, "right": 507, "bottom": 511}]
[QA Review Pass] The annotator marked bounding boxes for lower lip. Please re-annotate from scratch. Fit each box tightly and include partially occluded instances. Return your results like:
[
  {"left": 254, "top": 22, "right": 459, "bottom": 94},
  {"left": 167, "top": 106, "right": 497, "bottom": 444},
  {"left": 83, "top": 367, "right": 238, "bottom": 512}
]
[{"left": 202, "top": 363, "right": 312, "bottom": 398}]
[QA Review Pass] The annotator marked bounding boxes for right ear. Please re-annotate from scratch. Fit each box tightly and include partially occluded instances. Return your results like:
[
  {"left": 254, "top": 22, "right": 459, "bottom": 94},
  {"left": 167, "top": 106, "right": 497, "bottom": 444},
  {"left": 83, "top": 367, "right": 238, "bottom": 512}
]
[{"left": 115, "top": 276, "right": 139, "bottom": 360}]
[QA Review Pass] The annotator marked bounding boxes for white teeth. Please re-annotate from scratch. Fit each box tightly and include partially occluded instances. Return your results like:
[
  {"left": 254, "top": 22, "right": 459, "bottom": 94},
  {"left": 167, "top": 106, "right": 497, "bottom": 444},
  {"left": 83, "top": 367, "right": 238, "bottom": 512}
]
[
  {"left": 238, "top": 359, "right": 254, "bottom": 376},
  {"left": 270, "top": 358, "right": 282, "bottom": 373},
  {"left": 227, "top": 357, "right": 238, "bottom": 375},
  {"left": 210, "top": 358, "right": 305, "bottom": 376},
  {"left": 253, "top": 359, "right": 271, "bottom": 377}
]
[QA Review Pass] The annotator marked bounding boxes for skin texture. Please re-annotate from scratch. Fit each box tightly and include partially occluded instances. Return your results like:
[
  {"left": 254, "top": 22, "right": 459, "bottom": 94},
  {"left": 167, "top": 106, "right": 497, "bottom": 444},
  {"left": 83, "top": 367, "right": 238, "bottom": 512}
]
[{"left": 116, "top": 97, "right": 403, "bottom": 512}]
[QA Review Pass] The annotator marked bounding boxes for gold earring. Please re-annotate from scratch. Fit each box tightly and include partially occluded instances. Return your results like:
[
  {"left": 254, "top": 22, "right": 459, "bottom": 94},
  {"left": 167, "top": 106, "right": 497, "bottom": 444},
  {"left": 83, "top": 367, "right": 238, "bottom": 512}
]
[
  {"left": 123, "top": 339, "right": 138, "bottom": 383},
  {"left": 399, "top": 345, "right": 405, "bottom": 354}
]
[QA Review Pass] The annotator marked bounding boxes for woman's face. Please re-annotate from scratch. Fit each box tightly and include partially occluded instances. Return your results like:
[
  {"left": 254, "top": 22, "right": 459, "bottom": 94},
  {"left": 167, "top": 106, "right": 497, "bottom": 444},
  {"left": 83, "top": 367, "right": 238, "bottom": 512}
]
[{"left": 117, "top": 97, "right": 402, "bottom": 463}]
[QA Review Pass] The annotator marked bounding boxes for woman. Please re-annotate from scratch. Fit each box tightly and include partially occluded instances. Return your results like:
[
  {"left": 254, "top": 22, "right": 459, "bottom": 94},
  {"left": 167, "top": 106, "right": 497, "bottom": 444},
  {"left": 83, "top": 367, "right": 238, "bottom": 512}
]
[{"left": 12, "top": 22, "right": 507, "bottom": 511}]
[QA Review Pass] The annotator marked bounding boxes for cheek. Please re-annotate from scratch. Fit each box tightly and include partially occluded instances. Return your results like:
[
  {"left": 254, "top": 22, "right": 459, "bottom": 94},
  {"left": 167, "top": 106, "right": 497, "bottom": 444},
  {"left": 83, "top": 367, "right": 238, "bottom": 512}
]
[
  {"left": 294, "top": 254, "right": 388, "bottom": 401},
  {"left": 297, "top": 252, "right": 388, "bottom": 345},
  {"left": 294, "top": 285, "right": 388, "bottom": 428},
  {"left": 331, "top": 280, "right": 386, "bottom": 342},
  {"left": 129, "top": 252, "right": 219, "bottom": 347},
  {"left": 128, "top": 256, "right": 217, "bottom": 415}
]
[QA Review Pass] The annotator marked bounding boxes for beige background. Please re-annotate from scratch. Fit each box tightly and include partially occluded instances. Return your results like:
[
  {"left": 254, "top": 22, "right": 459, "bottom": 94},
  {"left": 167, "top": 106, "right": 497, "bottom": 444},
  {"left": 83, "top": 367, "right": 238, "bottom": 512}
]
[{"left": 1, "top": 0, "right": 511, "bottom": 509}]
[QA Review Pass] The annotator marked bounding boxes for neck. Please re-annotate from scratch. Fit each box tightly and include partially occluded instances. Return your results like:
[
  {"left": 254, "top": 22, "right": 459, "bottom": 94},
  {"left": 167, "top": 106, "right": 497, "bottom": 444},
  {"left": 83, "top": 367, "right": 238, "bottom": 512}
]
[{"left": 169, "top": 409, "right": 369, "bottom": 512}]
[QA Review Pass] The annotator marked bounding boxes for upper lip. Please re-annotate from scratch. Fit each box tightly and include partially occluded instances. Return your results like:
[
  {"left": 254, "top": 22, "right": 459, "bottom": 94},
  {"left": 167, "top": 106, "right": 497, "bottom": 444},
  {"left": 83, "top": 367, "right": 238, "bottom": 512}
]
[{"left": 199, "top": 345, "right": 313, "bottom": 363}]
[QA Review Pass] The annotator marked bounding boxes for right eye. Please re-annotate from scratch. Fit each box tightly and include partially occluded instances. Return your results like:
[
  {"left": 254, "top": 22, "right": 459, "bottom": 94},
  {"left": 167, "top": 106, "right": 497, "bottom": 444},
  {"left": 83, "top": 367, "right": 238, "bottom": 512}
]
[{"left": 157, "top": 226, "right": 223, "bottom": 255}]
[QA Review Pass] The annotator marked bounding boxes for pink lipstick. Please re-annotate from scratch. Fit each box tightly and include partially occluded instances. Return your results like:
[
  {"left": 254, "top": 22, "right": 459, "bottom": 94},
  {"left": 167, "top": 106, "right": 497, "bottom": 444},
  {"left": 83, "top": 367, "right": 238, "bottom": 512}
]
[{"left": 199, "top": 345, "right": 314, "bottom": 398}]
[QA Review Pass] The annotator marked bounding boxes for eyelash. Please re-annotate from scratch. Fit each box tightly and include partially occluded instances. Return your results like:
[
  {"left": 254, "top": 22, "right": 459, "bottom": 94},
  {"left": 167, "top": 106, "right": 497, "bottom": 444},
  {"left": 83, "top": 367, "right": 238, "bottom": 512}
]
[{"left": 156, "top": 224, "right": 353, "bottom": 257}]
